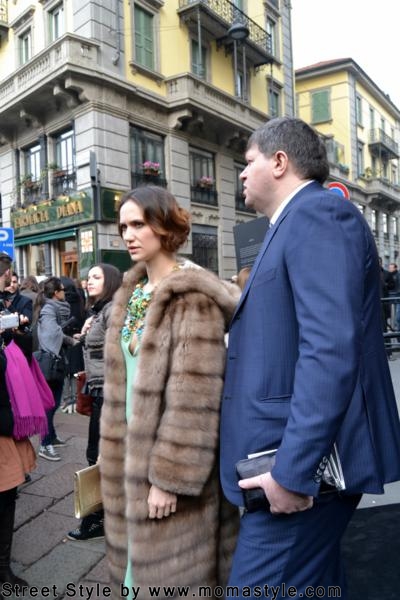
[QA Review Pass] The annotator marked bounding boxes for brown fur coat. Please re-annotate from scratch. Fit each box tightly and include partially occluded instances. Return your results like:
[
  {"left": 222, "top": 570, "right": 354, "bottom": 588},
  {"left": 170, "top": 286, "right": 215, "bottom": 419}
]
[{"left": 100, "top": 262, "right": 240, "bottom": 599}]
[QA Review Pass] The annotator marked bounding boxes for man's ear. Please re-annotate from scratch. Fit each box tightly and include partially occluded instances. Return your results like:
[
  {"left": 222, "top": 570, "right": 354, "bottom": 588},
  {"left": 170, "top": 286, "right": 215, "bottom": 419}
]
[{"left": 272, "top": 150, "right": 289, "bottom": 178}]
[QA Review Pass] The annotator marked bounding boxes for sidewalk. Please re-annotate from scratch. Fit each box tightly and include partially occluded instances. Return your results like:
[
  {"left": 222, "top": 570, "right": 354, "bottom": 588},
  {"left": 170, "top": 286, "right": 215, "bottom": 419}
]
[
  {"left": 11, "top": 411, "right": 109, "bottom": 600},
  {"left": 10, "top": 356, "right": 400, "bottom": 600}
]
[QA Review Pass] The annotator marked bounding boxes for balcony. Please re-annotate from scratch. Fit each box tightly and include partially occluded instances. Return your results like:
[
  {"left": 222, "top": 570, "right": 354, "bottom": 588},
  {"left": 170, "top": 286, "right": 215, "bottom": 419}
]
[
  {"left": 191, "top": 184, "right": 218, "bottom": 206},
  {"left": 131, "top": 172, "right": 168, "bottom": 188},
  {"left": 0, "top": 33, "right": 100, "bottom": 138},
  {"left": 0, "top": 0, "right": 8, "bottom": 37},
  {"left": 367, "top": 176, "right": 400, "bottom": 212},
  {"left": 166, "top": 73, "right": 268, "bottom": 143},
  {"left": 52, "top": 171, "right": 77, "bottom": 196},
  {"left": 177, "top": 0, "right": 275, "bottom": 68},
  {"left": 369, "top": 129, "right": 399, "bottom": 160}
]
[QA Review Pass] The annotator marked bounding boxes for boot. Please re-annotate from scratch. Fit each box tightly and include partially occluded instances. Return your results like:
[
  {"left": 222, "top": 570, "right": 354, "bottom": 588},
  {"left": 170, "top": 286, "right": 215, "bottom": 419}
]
[{"left": 0, "top": 488, "right": 28, "bottom": 592}]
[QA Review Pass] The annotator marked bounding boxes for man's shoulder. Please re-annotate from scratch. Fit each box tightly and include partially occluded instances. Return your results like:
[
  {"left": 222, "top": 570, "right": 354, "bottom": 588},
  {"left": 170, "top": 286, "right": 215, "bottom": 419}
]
[{"left": 12, "top": 292, "right": 32, "bottom": 309}]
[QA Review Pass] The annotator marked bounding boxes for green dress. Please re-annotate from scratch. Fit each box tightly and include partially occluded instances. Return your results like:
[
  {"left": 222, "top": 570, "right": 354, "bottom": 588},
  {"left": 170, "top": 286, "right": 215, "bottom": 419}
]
[{"left": 121, "top": 281, "right": 153, "bottom": 593}]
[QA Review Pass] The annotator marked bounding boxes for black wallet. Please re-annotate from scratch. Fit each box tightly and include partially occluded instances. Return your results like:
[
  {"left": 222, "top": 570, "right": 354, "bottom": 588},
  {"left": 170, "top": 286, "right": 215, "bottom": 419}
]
[{"left": 235, "top": 450, "right": 277, "bottom": 513}]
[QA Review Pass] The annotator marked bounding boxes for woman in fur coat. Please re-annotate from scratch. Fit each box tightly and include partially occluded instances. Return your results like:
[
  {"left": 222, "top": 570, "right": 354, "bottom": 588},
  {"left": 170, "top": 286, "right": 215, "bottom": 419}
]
[{"left": 100, "top": 186, "right": 239, "bottom": 599}]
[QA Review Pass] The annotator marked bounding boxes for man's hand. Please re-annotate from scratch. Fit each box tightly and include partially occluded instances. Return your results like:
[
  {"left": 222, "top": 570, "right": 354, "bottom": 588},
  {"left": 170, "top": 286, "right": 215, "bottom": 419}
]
[
  {"left": 239, "top": 472, "right": 313, "bottom": 514},
  {"left": 148, "top": 484, "right": 177, "bottom": 520}
]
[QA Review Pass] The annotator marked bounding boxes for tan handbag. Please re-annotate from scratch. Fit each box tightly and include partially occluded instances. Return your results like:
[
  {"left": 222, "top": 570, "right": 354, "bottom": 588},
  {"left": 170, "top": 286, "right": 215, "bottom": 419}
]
[{"left": 74, "top": 464, "right": 102, "bottom": 518}]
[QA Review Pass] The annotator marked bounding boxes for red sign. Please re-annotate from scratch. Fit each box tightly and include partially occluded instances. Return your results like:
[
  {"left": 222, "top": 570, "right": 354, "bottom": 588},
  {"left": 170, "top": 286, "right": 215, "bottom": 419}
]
[{"left": 328, "top": 181, "right": 350, "bottom": 200}]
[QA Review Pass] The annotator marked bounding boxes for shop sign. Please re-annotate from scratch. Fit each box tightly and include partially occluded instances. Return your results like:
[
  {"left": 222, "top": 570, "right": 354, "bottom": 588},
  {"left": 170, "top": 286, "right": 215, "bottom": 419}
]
[{"left": 11, "top": 190, "right": 94, "bottom": 236}]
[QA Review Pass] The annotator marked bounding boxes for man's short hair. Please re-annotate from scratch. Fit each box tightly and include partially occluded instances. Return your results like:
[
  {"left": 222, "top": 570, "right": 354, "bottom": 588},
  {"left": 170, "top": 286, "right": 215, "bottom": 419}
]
[{"left": 0, "top": 252, "right": 12, "bottom": 277}]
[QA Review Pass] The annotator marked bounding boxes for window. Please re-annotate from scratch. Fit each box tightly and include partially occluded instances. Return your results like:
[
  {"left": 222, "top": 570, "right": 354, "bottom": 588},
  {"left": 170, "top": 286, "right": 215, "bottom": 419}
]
[
  {"left": 52, "top": 130, "right": 76, "bottom": 194},
  {"left": 311, "top": 89, "right": 330, "bottom": 124},
  {"left": 55, "top": 130, "right": 74, "bottom": 172},
  {"left": 369, "top": 107, "right": 375, "bottom": 129},
  {"left": 19, "top": 29, "right": 32, "bottom": 65},
  {"left": 371, "top": 209, "right": 377, "bottom": 234},
  {"left": 134, "top": 5, "right": 154, "bottom": 70},
  {"left": 191, "top": 39, "right": 207, "bottom": 79},
  {"left": 234, "top": 55, "right": 249, "bottom": 102},
  {"left": 191, "top": 225, "right": 218, "bottom": 274},
  {"left": 24, "top": 144, "right": 41, "bottom": 181},
  {"left": 383, "top": 213, "right": 389, "bottom": 239},
  {"left": 21, "top": 144, "right": 42, "bottom": 204},
  {"left": 266, "top": 18, "right": 277, "bottom": 56},
  {"left": 190, "top": 148, "right": 217, "bottom": 206},
  {"left": 130, "top": 126, "right": 165, "bottom": 187},
  {"left": 49, "top": 3, "right": 64, "bottom": 42},
  {"left": 268, "top": 85, "right": 280, "bottom": 118},
  {"left": 392, "top": 217, "right": 399, "bottom": 240},
  {"left": 392, "top": 164, "right": 398, "bottom": 186},
  {"left": 356, "top": 95, "right": 363, "bottom": 126},
  {"left": 357, "top": 141, "right": 364, "bottom": 177},
  {"left": 381, "top": 117, "right": 385, "bottom": 132}
]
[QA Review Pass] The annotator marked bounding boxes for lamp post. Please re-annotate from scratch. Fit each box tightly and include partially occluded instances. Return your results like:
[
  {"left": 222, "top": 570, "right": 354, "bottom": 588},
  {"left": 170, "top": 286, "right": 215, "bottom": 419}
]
[{"left": 227, "top": 18, "right": 250, "bottom": 100}]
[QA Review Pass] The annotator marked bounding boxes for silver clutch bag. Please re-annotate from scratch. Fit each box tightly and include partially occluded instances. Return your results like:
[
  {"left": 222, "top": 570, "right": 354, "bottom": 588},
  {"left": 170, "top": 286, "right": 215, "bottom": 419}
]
[{"left": 74, "top": 464, "right": 102, "bottom": 519}]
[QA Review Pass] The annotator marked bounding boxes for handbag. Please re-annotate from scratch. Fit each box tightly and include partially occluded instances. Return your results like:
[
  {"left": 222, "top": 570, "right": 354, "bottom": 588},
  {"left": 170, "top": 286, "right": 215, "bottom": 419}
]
[
  {"left": 74, "top": 464, "right": 102, "bottom": 518},
  {"left": 33, "top": 349, "right": 65, "bottom": 383},
  {"left": 75, "top": 371, "right": 93, "bottom": 416}
]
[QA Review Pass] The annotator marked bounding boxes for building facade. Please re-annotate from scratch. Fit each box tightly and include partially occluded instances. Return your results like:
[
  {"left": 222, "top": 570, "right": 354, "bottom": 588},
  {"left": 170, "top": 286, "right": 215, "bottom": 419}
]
[
  {"left": 0, "top": 0, "right": 294, "bottom": 279},
  {"left": 296, "top": 58, "right": 400, "bottom": 264}
]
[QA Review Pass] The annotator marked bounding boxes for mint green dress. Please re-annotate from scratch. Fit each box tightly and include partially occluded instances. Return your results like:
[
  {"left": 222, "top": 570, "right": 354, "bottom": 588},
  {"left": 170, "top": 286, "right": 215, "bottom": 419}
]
[
  {"left": 121, "top": 282, "right": 153, "bottom": 593},
  {"left": 122, "top": 336, "right": 138, "bottom": 591}
]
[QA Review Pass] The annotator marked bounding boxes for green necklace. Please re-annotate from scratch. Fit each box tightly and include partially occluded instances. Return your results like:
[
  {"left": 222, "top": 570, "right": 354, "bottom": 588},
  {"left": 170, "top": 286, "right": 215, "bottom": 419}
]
[{"left": 121, "top": 278, "right": 152, "bottom": 342}]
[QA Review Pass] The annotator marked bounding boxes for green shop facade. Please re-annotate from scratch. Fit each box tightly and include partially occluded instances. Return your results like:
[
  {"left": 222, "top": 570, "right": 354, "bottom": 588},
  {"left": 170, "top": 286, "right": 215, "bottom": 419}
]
[{"left": 11, "top": 188, "right": 131, "bottom": 279}]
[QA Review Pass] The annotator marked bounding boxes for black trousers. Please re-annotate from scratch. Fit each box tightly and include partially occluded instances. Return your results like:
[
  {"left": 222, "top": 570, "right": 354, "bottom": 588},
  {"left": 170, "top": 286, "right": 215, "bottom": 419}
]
[{"left": 86, "top": 395, "right": 103, "bottom": 466}]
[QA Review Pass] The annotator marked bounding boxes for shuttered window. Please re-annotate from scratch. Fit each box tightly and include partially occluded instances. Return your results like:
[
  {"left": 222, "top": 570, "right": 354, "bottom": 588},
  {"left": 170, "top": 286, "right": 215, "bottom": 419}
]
[
  {"left": 311, "top": 89, "right": 330, "bottom": 124},
  {"left": 134, "top": 5, "right": 154, "bottom": 70}
]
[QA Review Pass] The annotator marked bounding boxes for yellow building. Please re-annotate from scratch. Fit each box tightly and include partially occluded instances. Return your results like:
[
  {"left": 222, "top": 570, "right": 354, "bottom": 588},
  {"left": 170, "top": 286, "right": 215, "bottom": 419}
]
[
  {"left": 0, "top": 0, "right": 293, "bottom": 278},
  {"left": 296, "top": 58, "right": 400, "bottom": 263}
]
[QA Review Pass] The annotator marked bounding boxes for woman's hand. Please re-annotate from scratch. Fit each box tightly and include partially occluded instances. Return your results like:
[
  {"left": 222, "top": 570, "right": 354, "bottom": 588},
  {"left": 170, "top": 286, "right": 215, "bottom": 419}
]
[
  {"left": 147, "top": 484, "right": 177, "bottom": 519},
  {"left": 80, "top": 316, "right": 94, "bottom": 336}
]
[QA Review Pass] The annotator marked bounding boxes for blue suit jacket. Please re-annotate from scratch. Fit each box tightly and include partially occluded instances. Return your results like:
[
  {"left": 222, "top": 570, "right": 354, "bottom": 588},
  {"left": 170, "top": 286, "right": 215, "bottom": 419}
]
[{"left": 220, "top": 181, "right": 400, "bottom": 505}]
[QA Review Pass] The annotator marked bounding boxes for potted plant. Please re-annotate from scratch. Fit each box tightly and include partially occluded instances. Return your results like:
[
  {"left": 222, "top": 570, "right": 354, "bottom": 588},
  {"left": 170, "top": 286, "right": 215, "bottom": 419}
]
[
  {"left": 142, "top": 161, "right": 160, "bottom": 176},
  {"left": 198, "top": 175, "right": 214, "bottom": 189},
  {"left": 20, "top": 174, "right": 41, "bottom": 190}
]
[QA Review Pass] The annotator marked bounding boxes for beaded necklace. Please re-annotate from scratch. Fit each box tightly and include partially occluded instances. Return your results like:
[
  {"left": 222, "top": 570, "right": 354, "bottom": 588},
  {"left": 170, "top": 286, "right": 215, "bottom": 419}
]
[
  {"left": 121, "top": 265, "right": 181, "bottom": 343},
  {"left": 121, "top": 278, "right": 152, "bottom": 342}
]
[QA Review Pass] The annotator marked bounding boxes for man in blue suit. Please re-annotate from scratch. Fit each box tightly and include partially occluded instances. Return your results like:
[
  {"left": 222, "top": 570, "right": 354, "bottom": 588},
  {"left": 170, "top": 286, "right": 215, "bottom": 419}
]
[{"left": 220, "top": 117, "right": 400, "bottom": 598}]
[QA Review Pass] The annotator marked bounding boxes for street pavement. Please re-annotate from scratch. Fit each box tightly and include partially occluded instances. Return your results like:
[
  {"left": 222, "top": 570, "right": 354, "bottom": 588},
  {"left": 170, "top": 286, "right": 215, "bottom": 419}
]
[
  {"left": 9, "top": 357, "right": 400, "bottom": 600},
  {"left": 11, "top": 411, "right": 109, "bottom": 600}
]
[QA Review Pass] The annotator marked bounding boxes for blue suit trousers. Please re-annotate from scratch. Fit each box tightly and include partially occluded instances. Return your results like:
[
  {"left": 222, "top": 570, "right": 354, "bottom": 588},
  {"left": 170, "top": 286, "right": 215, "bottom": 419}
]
[{"left": 227, "top": 493, "right": 361, "bottom": 599}]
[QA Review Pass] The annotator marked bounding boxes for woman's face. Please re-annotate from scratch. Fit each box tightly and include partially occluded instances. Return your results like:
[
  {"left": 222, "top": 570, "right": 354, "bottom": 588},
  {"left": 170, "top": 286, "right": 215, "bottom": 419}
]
[
  {"left": 87, "top": 266, "right": 104, "bottom": 300},
  {"left": 119, "top": 200, "right": 163, "bottom": 263}
]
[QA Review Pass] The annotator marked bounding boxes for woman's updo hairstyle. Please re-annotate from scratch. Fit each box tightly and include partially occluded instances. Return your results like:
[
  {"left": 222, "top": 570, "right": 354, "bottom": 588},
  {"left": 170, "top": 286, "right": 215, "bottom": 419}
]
[{"left": 118, "top": 186, "right": 191, "bottom": 253}]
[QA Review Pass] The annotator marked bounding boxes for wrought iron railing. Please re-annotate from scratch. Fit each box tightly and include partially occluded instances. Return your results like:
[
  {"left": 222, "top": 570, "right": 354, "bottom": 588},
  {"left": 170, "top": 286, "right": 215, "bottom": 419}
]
[
  {"left": 52, "top": 171, "right": 76, "bottom": 196},
  {"left": 369, "top": 129, "right": 399, "bottom": 156},
  {"left": 131, "top": 172, "right": 168, "bottom": 188},
  {"left": 191, "top": 185, "right": 218, "bottom": 206},
  {"left": 178, "top": 0, "right": 272, "bottom": 54}
]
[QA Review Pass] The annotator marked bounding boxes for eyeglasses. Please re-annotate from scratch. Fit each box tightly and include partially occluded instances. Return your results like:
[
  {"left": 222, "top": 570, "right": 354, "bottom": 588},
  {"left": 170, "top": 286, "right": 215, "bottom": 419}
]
[{"left": 58, "top": 288, "right": 65, "bottom": 292}]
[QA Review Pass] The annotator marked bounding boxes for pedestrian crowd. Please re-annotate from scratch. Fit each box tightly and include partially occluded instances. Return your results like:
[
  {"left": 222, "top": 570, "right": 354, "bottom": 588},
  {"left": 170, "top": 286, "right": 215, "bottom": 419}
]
[{"left": 1, "top": 117, "right": 400, "bottom": 600}]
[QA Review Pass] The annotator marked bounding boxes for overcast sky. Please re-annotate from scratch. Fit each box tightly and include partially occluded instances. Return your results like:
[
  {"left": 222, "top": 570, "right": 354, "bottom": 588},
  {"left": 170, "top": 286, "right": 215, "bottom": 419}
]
[{"left": 291, "top": 1, "right": 400, "bottom": 109}]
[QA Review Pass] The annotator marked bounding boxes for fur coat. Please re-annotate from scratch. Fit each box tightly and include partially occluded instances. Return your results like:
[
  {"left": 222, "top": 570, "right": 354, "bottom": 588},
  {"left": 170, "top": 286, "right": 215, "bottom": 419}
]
[{"left": 100, "top": 262, "right": 240, "bottom": 599}]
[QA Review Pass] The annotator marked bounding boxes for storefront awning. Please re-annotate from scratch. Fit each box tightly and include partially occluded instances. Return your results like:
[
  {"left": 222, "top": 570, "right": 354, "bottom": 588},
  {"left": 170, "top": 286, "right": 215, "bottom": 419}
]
[{"left": 14, "top": 229, "right": 76, "bottom": 246}]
